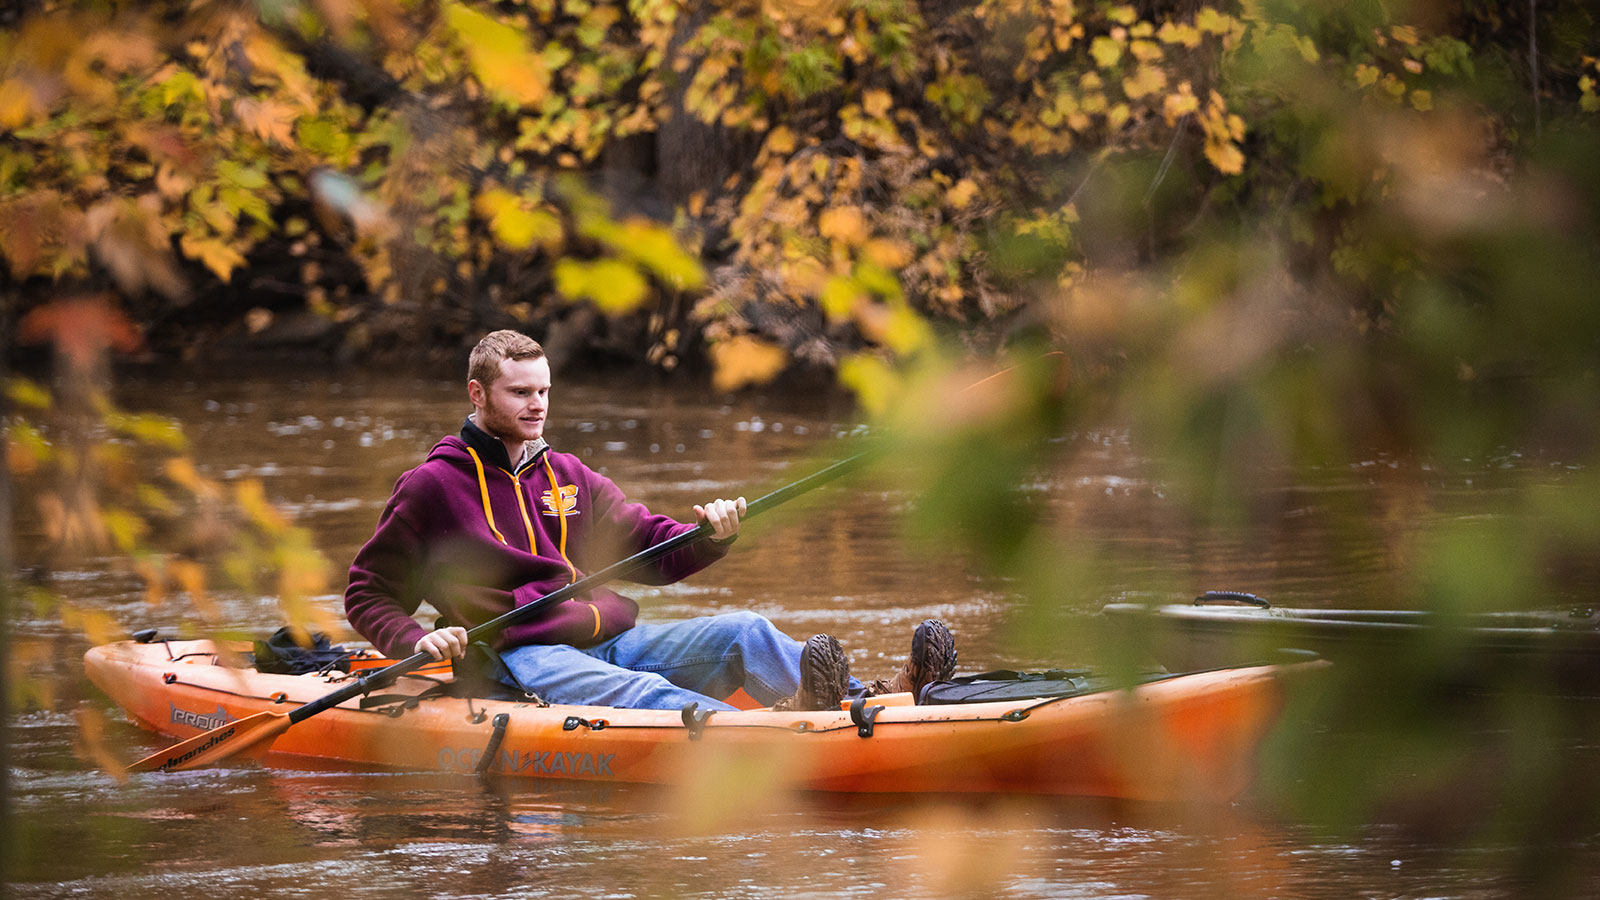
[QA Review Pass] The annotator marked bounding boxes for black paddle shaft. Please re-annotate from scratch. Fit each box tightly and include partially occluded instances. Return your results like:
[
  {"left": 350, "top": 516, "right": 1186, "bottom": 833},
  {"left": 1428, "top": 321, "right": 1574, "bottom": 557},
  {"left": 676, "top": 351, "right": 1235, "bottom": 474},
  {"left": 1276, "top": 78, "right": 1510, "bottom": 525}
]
[{"left": 288, "top": 451, "right": 866, "bottom": 724}]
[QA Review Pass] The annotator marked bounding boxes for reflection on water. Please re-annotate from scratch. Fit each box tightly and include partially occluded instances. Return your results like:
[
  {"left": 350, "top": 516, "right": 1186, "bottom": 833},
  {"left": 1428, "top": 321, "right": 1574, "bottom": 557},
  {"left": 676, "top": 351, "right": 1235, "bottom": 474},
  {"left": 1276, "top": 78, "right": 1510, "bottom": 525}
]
[
  {"left": 13, "top": 705, "right": 1595, "bottom": 900},
  {"left": 8, "top": 370, "right": 1600, "bottom": 898}
]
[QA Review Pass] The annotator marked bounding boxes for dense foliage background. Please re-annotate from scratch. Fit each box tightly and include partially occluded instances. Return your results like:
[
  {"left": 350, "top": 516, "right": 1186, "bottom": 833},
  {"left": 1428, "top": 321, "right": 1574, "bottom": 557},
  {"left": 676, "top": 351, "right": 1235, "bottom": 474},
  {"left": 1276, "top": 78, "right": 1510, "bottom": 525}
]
[{"left": 3, "top": 0, "right": 1591, "bottom": 382}]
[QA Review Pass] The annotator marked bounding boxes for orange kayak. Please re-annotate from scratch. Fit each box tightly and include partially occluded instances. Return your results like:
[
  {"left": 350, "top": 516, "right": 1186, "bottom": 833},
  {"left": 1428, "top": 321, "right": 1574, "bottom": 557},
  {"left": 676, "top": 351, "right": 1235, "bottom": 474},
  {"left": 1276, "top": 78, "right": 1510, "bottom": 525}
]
[{"left": 85, "top": 638, "right": 1317, "bottom": 801}]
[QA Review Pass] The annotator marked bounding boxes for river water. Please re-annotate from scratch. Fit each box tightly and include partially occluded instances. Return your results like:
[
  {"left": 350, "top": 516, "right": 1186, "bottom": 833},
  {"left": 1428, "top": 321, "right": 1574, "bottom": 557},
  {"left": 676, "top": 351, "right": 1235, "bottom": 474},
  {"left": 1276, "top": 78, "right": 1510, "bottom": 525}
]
[{"left": 7, "top": 369, "right": 1600, "bottom": 898}]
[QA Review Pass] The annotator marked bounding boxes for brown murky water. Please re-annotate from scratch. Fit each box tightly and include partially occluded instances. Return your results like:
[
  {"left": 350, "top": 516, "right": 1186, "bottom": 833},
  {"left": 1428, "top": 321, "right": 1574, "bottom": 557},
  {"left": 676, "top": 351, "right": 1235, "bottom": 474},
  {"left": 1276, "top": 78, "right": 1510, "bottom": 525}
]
[{"left": 8, "top": 369, "right": 1600, "bottom": 898}]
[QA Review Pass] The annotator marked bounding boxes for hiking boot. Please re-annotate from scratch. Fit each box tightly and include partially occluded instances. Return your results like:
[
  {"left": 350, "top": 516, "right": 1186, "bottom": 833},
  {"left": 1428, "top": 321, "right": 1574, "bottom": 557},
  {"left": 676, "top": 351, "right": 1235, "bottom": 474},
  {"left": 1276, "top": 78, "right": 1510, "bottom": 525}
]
[
  {"left": 866, "top": 619, "right": 957, "bottom": 703},
  {"left": 773, "top": 634, "right": 851, "bottom": 711}
]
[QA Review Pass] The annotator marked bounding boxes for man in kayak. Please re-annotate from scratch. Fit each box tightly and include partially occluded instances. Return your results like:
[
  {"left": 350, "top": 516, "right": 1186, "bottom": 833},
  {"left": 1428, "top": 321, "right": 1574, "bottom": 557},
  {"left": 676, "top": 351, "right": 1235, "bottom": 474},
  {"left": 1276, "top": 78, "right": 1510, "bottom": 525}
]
[{"left": 345, "top": 329, "right": 955, "bottom": 712}]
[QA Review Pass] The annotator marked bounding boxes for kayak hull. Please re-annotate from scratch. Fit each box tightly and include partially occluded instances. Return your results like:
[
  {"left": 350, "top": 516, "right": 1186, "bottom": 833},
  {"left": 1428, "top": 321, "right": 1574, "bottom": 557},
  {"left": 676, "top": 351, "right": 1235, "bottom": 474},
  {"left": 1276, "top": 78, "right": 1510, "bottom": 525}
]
[{"left": 86, "top": 639, "right": 1313, "bottom": 801}]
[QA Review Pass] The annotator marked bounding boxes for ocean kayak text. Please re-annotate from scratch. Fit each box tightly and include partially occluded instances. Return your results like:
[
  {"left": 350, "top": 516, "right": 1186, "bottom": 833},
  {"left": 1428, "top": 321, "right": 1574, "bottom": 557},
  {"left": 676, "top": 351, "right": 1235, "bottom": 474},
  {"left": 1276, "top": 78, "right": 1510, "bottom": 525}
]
[{"left": 438, "top": 746, "right": 616, "bottom": 776}]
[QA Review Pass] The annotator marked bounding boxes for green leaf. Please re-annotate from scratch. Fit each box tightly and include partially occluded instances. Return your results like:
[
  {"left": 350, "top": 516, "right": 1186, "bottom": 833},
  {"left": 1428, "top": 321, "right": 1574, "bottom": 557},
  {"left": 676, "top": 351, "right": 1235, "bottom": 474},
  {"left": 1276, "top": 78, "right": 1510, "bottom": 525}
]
[
  {"left": 296, "top": 118, "right": 352, "bottom": 159},
  {"left": 217, "top": 160, "right": 269, "bottom": 191}
]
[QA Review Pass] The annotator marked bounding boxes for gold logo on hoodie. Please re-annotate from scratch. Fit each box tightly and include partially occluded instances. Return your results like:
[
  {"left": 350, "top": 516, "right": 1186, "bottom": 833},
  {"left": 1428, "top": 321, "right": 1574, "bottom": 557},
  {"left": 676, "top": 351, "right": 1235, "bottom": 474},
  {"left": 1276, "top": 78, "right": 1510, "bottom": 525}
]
[{"left": 541, "top": 484, "right": 579, "bottom": 516}]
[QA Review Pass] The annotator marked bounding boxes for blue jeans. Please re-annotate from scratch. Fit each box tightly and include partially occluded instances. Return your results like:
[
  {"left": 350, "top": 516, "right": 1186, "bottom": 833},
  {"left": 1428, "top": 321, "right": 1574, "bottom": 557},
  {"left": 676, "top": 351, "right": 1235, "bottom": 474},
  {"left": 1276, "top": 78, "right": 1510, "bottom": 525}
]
[{"left": 498, "top": 611, "right": 840, "bottom": 711}]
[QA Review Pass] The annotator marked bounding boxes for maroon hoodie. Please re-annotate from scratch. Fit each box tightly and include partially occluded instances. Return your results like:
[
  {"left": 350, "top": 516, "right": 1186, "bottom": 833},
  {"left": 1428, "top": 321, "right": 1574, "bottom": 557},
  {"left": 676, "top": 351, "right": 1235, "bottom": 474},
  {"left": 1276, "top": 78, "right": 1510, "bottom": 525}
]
[{"left": 345, "top": 419, "right": 730, "bottom": 660}]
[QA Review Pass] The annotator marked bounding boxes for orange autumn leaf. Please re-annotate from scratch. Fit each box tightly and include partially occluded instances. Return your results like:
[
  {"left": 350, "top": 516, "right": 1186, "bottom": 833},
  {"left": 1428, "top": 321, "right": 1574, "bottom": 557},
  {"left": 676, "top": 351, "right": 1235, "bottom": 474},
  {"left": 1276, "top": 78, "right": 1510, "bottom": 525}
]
[
  {"left": 1205, "top": 139, "right": 1245, "bottom": 174},
  {"left": 17, "top": 296, "right": 143, "bottom": 367},
  {"left": 819, "top": 205, "right": 869, "bottom": 244},
  {"left": 710, "top": 336, "right": 789, "bottom": 392},
  {"left": 235, "top": 97, "right": 298, "bottom": 146}
]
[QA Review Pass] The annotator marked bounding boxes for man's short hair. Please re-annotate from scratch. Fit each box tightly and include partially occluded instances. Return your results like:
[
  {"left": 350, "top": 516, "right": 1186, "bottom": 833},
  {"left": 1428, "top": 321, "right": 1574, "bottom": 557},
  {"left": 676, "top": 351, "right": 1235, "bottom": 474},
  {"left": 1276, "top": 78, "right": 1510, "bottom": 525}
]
[{"left": 468, "top": 330, "right": 545, "bottom": 387}]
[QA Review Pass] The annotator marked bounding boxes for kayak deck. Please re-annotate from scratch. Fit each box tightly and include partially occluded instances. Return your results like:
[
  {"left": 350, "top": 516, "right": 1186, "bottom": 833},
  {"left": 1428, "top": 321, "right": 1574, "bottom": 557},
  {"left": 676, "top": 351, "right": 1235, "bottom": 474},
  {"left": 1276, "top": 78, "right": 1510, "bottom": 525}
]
[
  {"left": 1102, "top": 599, "right": 1600, "bottom": 697},
  {"left": 86, "top": 638, "right": 1315, "bottom": 800}
]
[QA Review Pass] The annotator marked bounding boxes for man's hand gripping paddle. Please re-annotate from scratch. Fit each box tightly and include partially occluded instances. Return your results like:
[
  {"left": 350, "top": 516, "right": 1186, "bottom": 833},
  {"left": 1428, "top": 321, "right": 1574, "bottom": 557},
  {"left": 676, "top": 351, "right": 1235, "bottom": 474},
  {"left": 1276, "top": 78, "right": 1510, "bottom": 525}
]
[{"left": 128, "top": 452, "right": 865, "bottom": 773}]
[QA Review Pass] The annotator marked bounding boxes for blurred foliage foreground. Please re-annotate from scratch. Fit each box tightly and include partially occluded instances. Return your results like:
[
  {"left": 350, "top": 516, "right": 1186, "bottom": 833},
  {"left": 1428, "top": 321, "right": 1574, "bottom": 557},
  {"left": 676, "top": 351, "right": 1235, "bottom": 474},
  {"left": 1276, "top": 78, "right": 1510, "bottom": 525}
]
[{"left": 4, "top": 0, "right": 1600, "bottom": 889}]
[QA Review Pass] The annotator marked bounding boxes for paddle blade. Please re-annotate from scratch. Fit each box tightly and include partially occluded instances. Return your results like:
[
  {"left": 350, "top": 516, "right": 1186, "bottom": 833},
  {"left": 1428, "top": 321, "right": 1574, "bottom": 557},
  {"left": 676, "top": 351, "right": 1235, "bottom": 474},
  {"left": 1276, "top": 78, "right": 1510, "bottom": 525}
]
[{"left": 128, "top": 711, "right": 292, "bottom": 773}]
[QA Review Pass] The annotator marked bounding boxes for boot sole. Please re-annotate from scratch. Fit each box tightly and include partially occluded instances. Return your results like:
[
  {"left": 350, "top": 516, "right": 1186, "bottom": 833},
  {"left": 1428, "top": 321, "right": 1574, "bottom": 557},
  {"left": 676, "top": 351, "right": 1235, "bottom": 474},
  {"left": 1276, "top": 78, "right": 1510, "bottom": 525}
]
[{"left": 907, "top": 619, "right": 957, "bottom": 700}]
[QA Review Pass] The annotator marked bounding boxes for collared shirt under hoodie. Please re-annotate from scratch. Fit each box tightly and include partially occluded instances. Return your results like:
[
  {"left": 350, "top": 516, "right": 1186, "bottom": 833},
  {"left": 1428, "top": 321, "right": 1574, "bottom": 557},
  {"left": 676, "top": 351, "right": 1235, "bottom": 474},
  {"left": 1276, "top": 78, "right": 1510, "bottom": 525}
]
[{"left": 345, "top": 418, "right": 731, "bottom": 660}]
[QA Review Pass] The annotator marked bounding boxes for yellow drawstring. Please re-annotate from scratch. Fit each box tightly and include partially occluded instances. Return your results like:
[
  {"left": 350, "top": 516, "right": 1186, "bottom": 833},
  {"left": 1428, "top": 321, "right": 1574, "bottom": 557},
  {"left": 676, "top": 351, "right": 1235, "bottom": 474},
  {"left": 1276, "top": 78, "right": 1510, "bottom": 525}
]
[
  {"left": 541, "top": 457, "right": 580, "bottom": 585},
  {"left": 465, "top": 447, "right": 509, "bottom": 546},
  {"left": 466, "top": 445, "right": 595, "bottom": 637},
  {"left": 542, "top": 457, "right": 595, "bottom": 636},
  {"left": 508, "top": 470, "right": 540, "bottom": 554}
]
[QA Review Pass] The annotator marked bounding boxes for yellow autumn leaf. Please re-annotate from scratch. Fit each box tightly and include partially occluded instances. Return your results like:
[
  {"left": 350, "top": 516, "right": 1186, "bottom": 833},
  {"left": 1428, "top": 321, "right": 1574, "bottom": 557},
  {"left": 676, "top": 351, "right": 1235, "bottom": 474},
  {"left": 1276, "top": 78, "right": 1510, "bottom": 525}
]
[
  {"left": 765, "top": 126, "right": 797, "bottom": 155},
  {"left": 821, "top": 276, "right": 863, "bottom": 320},
  {"left": 862, "top": 88, "right": 893, "bottom": 118},
  {"left": 616, "top": 220, "right": 705, "bottom": 289},
  {"left": 1410, "top": 89, "right": 1432, "bottom": 111},
  {"left": 481, "top": 191, "right": 562, "bottom": 250},
  {"left": 1090, "top": 35, "right": 1123, "bottom": 69},
  {"left": 61, "top": 605, "right": 123, "bottom": 649},
  {"left": 446, "top": 2, "right": 551, "bottom": 107},
  {"left": 1196, "top": 7, "right": 1232, "bottom": 35},
  {"left": 865, "top": 238, "right": 913, "bottom": 268},
  {"left": 838, "top": 353, "right": 901, "bottom": 418},
  {"left": 167, "top": 558, "right": 216, "bottom": 620},
  {"left": 881, "top": 304, "right": 933, "bottom": 355},
  {"left": 510, "top": 208, "right": 559, "bottom": 249},
  {"left": 554, "top": 258, "right": 649, "bottom": 313},
  {"left": 101, "top": 508, "right": 149, "bottom": 552},
  {"left": 75, "top": 706, "right": 128, "bottom": 780},
  {"left": 1391, "top": 25, "right": 1419, "bottom": 46},
  {"left": 6, "top": 377, "right": 51, "bottom": 411},
  {"left": 180, "top": 235, "right": 247, "bottom": 282},
  {"left": 1204, "top": 139, "right": 1245, "bottom": 175},
  {"left": 1157, "top": 21, "right": 1202, "bottom": 48},
  {"left": 1108, "top": 5, "right": 1138, "bottom": 25},
  {"left": 1163, "top": 86, "right": 1200, "bottom": 122},
  {"left": 0, "top": 78, "right": 38, "bottom": 128},
  {"left": 1107, "top": 103, "right": 1131, "bottom": 130},
  {"left": 947, "top": 178, "right": 978, "bottom": 209},
  {"left": 244, "top": 34, "right": 318, "bottom": 109},
  {"left": 710, "top": 336, "right": 789, "bottom": 392},
  {"left": 1130, "top": 39, "right": 1163, "bottom": 62},
  {"left": 1122, "top": 65, "right": 1167, "bottom": 99},
  {"left": 236, "top": 479, "right": 289, "bottom": 534},
  {"left": 819, "top": 205, "right": 870, "bottom": 244},
  {"left": 1355, "top": 64, "right": 1380, "bottom": 87},
  {"left": 235, "top": 97, "right": 298, "bottom": 147},
  {"left": 165, "top": 456, "right": 219, "bottom": 498}
]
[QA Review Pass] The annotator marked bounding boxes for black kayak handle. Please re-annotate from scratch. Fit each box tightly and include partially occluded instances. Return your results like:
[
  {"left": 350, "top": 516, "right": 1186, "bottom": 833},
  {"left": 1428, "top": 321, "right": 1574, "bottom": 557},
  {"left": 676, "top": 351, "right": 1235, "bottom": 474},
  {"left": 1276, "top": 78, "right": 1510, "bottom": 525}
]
[{"left": 1193, "top": 591, "right": 1271, "bottom": 608}]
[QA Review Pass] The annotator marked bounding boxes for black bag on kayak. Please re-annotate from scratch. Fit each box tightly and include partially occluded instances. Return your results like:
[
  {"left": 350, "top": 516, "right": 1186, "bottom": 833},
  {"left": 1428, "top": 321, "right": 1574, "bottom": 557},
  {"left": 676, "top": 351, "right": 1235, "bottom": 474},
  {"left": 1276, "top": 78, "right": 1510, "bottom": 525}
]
[
  {"left": 251, "top": 627, "right": 355, "bottom": 675},
  {"left": 919, "top": 669, "right": 1168, "bottom": 705}
]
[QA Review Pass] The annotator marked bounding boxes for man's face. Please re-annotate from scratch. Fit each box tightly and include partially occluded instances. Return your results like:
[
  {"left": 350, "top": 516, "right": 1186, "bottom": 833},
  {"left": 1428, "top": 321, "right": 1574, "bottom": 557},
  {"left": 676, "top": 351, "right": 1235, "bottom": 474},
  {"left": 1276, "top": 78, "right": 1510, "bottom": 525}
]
[{"left": 471, "top": 356, "right": 551, "bottom": 445}]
